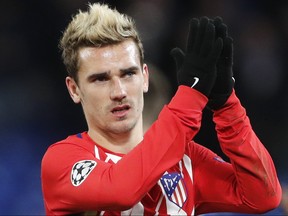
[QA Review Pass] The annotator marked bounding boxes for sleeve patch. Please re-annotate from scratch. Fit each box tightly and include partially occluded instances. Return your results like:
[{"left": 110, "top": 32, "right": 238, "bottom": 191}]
[
  {"left": 71, "top": 160, "right": 97, "bottom": 186},
  {"left": 213, "top": 156, "right": 225, "bottom": 163}
]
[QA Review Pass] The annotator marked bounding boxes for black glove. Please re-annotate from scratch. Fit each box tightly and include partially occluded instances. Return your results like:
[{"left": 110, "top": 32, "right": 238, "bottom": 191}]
[
  {"left": 170, "top": 17, "right": 223, "bottom": 97},
  {"left": 207, "top": 17, "right": 234, "bottom": 110}
]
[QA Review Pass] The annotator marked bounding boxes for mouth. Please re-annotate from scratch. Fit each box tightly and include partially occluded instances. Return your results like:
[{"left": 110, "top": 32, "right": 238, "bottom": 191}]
[{"left": 111, "top": 105, "right": 130, "bottom": 118}]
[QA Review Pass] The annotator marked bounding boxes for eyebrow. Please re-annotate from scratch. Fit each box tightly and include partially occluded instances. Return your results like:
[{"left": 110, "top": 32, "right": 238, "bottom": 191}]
[
  {"left": 86, "top": 71, "right": 109, "bottom": 82},
  {"left": 86, "top": 66, "right": 141, "bottom": 81}
]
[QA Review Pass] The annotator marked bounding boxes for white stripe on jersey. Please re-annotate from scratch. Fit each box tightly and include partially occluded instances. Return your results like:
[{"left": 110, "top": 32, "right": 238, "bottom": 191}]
[
  {"left": 183, "top": 154, "right": 193, "bottom": 182},
  {"left": 94, "top": 146, "right": 100, "bottom": 160},
  {"left": 155, "top": 194, "right": 164, "bottom": 215},
  {"left": 121, "top": 202, "right": 144, "bottom": 215},
  {"left": 105, "top": 153, "right": 121, "bottom": 163}
]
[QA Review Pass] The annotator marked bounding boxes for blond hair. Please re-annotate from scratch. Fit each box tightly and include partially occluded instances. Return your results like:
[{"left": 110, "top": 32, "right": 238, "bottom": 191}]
[{"left": 59, "top": 3, "right": 144, "bottom": 81}]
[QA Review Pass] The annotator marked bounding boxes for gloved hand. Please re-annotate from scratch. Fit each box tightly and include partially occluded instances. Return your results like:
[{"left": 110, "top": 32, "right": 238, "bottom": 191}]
[
  {"left": 207, "top": 17, "right": 234, "bottom": 110},
  {"left": 170, "top": 17, "right": 223, "bottom": 97}
]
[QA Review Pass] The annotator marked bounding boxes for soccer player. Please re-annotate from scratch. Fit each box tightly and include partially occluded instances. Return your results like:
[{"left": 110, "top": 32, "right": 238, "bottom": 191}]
[{"left": 41, "top": 3, "right": 282, "bottom": 215}]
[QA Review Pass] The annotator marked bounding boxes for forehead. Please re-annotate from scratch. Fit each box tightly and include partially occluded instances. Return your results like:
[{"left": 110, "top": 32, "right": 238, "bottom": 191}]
[{"left": 78, "top": 40, "right": 141, "bottom": 69}]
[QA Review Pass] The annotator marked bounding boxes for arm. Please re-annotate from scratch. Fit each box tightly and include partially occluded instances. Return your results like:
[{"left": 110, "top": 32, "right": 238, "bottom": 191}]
[
  {"left": 193, "top": 91, "right": 282, "bottom": 215},
  {"left": 41, "top": 87, "right": 207, "bottom": 214},
  {"left": 213, "top": 90, "right": 282, "bottom": 211},
  {"left": 194, "top": 17, "right": 281, "bottom": 213}
]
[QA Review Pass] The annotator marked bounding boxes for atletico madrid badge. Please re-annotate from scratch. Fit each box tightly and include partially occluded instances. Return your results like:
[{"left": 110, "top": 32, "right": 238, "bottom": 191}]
[{"left": 160, "top": 172, "right": 187, "bottom": 208}]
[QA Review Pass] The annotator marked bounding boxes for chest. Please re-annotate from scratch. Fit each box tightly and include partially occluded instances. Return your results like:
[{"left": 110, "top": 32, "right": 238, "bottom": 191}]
[
  {"left": 143, "top": 157, "right": 195, "bottom": 215},
  {"left": 95, "top": 147, "right": 195, "bottom": 215}
]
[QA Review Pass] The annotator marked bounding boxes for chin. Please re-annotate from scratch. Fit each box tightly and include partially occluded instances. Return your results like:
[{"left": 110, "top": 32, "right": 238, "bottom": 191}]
[{"left": 108, "top": 122, "right": 135, "bottom": 134}]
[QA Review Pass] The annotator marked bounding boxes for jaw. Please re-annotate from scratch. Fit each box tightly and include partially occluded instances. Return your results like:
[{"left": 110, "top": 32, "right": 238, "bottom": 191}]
[{"left": 87, "top": 114, "right": 144, "bottom": 153}]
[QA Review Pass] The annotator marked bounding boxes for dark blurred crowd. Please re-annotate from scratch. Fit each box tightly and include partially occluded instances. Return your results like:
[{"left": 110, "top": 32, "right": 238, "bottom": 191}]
[{"left": 1, "top": 0, "right": 287, "bottom": 214}]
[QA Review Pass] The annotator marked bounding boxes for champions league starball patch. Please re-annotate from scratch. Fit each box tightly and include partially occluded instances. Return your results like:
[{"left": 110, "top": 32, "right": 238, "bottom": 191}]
[{"left": 71, "top": 160, "right": 97, "bottom": 186}]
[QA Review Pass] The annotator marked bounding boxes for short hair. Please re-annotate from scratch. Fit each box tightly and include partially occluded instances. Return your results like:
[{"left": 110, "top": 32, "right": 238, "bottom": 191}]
[{"left": 59, "top": 3, "right": 144, "bottom": 82}]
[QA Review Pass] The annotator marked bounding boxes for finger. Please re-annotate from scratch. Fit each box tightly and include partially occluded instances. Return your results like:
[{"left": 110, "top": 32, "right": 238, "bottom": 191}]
[
  {"left": 209, "top": 37, "right": 223, "bottom": 63},
  {"left": 213, "top": 17, "right": 227, "bottom": 39},
  {"left": 199, "top": 22, "right": 215, "bottom": 57},
  {"left": 213, "top": 16, "right": 223, "bottom": 28},
  {"left": 223, "top": 37, "right": 233, "bottom": 64},
  {"left": 218, "top": 23, "right": 227, "bottom": 39},
  {"left": 193, "top": 16, "right": 209, "bottom": 54},
  {"left": 186, "top": 18, "right": 199, "bottom": 53},
  {"left": 170, "top": 47, "right": 185, "bottom": 70}
]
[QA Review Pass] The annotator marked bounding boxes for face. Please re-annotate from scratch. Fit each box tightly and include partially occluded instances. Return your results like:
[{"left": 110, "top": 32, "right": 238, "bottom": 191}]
[{"left": 66, "top": 39, "right": 149, "bottom": 136}]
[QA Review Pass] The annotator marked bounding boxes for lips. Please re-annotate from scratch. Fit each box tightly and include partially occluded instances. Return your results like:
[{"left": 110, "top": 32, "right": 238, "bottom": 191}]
[{"left": 111, "top": 104, "right": 130, "bottom": 118}]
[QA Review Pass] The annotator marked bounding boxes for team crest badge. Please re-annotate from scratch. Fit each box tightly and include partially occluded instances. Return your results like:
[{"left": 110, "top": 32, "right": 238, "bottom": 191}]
[
  {"left": 71, "top": 160, "right": 97, "bottom": 186},
  {"left": 160, "top": 172, "right": 187, "bottom": 208}
]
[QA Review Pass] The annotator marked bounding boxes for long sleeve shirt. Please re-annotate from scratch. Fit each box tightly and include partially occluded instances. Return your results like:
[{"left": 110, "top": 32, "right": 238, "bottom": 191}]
[{"left": 41, "top": 86, "right": 281, "bottom": 215}]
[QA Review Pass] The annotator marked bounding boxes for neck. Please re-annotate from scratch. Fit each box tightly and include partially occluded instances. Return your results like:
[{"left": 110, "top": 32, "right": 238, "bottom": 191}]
[{"left": 88, "top": 123, "right": 143, "bottom": 154}]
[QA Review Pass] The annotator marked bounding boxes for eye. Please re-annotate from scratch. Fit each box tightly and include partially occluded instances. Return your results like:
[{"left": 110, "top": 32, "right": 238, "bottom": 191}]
[
  {"left": 95, "top": 75, "right": 108, "bottom": 82},
  {"left": 124, "top": 70, "right": 136, "bottom": 77},
  {"left": 88, "top": 73, "right": 109, "bottom": 83},
  {"left": 120, "top": 66, "right": 140, "bottom": 78},
  {"left": 122, "top": 70, "right": 138, "bottom": 79}
]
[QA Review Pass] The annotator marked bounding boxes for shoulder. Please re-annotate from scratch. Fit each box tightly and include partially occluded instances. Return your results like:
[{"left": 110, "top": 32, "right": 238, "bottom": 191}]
[
  {"left": 186, "top": 140, "right": 224, "bottom": 163},
  {"left": 47, "top": 132, "right": 93, "bottom": 153},
  {"left": 186, "top": 140, "right": 214, "bottom": 155},
  {"left": 41, "top": 133, "right": 98, "bottom": 183},
  {"left": 52, "top": 133, "right": 84, "bottom": 146},
  {"left": 42, "top": 132, "right": 95, "bottom": 168}
]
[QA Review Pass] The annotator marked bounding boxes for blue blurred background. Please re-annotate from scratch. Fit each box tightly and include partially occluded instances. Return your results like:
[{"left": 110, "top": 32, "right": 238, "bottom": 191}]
[{"left": 1, "top": 0, "right": 287, "bottom": 214}]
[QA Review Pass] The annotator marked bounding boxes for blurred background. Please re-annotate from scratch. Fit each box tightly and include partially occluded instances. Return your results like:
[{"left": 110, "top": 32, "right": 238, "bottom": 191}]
[{"left": 1, "top": 0, "right": 287, "bottom": 214}]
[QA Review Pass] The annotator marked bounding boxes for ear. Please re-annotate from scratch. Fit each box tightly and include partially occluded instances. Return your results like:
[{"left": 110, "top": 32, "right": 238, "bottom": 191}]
[
  {"left": 143, "top": 63, "right": 149, "bottom": 93},
  {"left": 65, "top": 76, "right": 81, "bottom": 103}
]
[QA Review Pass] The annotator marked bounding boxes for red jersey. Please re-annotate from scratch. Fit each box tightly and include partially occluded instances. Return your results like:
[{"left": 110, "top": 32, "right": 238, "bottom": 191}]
[{"left": 41, "top": 86, "right": 281, "bottom": 215}]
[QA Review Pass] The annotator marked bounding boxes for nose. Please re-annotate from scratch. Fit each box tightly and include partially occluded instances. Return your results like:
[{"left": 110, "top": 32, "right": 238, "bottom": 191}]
[{"left": 110, "top": 77, "right": 127, "bottom": 101}]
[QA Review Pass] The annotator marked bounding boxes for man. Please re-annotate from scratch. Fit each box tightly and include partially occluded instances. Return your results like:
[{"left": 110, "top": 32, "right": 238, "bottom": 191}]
[{"left": 41, "top": 3, "right": 282, "bottom": 215}]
